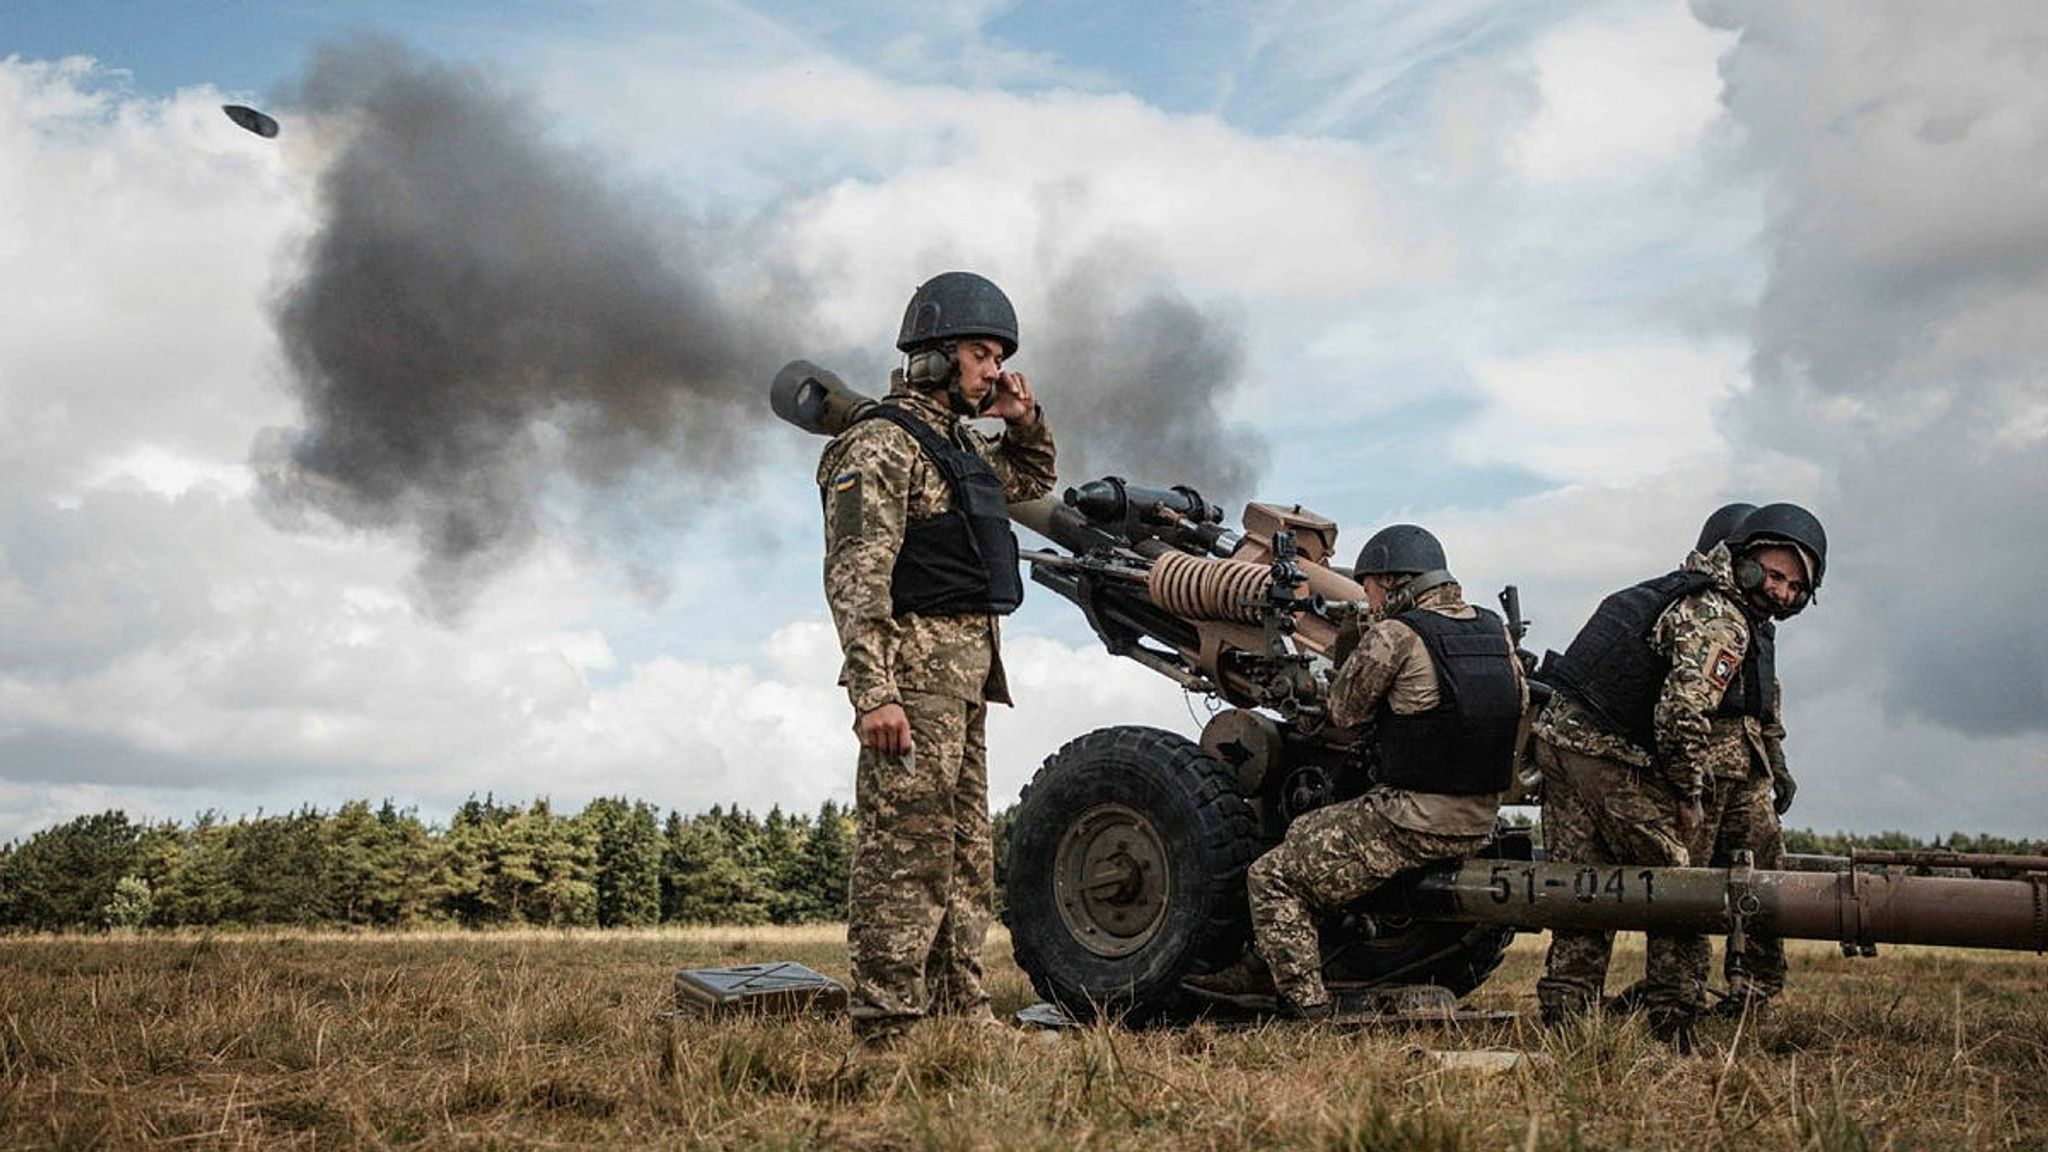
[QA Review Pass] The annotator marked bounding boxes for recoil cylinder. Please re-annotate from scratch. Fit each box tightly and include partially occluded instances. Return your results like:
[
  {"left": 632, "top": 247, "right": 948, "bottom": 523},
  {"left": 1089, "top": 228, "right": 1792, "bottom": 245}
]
[{"left": 1146, "top": 552, "right": 1276, "bottom": 624}]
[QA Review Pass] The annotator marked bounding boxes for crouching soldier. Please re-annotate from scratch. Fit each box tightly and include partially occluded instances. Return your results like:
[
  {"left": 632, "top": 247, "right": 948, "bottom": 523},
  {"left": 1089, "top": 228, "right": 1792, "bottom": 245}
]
[{"left": 1181, "top": 525, "right": 1528, "bottom": 1018}]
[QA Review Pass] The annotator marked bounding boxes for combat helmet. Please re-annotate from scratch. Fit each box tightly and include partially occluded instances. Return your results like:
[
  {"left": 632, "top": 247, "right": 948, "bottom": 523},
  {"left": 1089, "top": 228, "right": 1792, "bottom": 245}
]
[
  {"left": 1354, "top": 524, "right": 1455, "bottom": 609},
  {"left": 896, "top": 272, "right": 1018, "bottom": 357},
  {"left": 1696, "top": 502, "right": 1757, "bottom": 555},
  {"left": 1726, "top": 502, "right": 1827, "bottom": 616}
]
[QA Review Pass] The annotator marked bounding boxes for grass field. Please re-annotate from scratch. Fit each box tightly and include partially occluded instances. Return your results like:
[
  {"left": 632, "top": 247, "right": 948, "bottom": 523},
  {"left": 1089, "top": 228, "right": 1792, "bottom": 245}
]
[{"left": 1, "top": 926, "right": 2043, "bottom": 1150}]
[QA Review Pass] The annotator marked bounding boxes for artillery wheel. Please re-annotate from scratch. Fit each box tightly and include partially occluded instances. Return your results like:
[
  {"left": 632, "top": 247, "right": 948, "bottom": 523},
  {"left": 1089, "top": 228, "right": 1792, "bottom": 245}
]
[{"left": 1005, "top": 725, "right": 1258, "bottom": 1022}]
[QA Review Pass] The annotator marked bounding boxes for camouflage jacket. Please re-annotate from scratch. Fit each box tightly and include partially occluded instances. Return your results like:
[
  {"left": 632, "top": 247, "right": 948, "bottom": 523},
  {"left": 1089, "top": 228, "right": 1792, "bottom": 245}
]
[
  {"left": 816, "top": 375, "right": 1056, "bottom": 716},
  {"left": 1327, "top": 582, "right": 1528, "bottom": 837},
  {"left": 1533, "top": 545, "right": 1757, "bottom": 799},
  {"left": 1682, "top": 548, "right": 1789, "bottom": 783}
]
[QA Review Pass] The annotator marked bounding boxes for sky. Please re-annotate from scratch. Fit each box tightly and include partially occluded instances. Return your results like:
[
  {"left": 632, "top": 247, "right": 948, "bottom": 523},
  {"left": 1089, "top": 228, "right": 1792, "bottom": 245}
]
[{"left": 1, "top": 0, "right": 2044, "bottom": 844}]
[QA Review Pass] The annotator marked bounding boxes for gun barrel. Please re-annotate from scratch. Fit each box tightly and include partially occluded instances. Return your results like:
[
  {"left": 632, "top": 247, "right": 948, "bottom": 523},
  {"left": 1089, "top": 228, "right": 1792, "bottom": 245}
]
[{"left": 1403, "top": 859, "right": 2048, "bottom": 953}]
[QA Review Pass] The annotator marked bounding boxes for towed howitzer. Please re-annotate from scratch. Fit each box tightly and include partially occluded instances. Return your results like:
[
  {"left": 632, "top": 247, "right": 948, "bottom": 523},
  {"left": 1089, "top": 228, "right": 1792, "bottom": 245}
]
[{"left": 771, "top": 359, "right": 2048, "bottom": 1023}]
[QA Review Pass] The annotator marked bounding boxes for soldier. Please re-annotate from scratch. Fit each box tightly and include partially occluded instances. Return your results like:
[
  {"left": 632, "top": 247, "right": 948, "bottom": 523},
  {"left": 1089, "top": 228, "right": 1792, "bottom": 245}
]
[
  {"left": 1181, "top": 525, "right": 1528, "bottom": 1018},
  {"left": 1609, "top": 503, "right": 1802, "bottom": 1020},
  {"left": 1535, "top": 502, "right": 1826, "bottom": 1047},
  {"left": 815, "top": 271, "right": 1056, "bottom": 1046}
]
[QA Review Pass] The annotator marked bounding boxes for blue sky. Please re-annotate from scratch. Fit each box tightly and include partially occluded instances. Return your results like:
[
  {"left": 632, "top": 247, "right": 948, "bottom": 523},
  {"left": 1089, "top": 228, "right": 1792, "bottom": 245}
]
[{"left": 2, "top": 1, "right": 2045, "bottom": 842}]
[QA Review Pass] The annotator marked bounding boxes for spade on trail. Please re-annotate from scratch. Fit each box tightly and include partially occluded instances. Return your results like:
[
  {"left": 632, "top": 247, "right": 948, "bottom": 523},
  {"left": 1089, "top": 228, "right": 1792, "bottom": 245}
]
[{"left": 222, "top": 104, "right": 280, "bottom": 138}]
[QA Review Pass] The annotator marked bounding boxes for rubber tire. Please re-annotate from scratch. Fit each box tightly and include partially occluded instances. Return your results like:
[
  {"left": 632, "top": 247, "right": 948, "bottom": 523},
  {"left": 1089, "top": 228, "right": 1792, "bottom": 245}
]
[{"left": 1005, "top": 725, "right": 1259, "bottom": 1022}]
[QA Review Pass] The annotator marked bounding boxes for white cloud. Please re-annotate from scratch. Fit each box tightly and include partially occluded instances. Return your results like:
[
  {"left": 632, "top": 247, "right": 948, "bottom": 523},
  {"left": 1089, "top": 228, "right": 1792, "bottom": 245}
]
[
  {"left": 1514, "top": 2, "right": 1732, "bottom": 184},
  {"left": 1456, "top": 341, "right": 1747, "bottom": 485}
]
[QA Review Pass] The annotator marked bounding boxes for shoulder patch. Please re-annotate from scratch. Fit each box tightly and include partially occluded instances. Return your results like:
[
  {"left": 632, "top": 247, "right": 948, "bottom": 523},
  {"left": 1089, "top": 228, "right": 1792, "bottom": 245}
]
[
  {"left": 1706, "top": 644, "right": 1741, "bottom": 692},
  {"left": 826, "top": 471, "right": 865, "bottom": 538}
]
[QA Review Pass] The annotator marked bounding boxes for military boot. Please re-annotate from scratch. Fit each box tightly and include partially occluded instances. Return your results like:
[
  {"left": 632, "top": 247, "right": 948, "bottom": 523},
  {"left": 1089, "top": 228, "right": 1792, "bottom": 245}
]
[
  {"left": 1180, "top": 950, "right": 1281, "bottom": 1013},
  {"left": 1709, "top": 986, "right": 1775, "bottom": 1021},
  {"left": 1602, "top": 980, "right": 1650, "bottom": 1016},
  {"left": 1647, "top": 1007, "right": 1698, "bottom": 1055}
]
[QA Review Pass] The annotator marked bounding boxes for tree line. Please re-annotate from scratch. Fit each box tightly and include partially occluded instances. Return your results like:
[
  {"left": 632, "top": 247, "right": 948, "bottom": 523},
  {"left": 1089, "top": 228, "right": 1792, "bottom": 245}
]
[
  {"left": 0, "top": 796, "right": 2033, "bottom": 933},
  {"left": 0, "top": 796, "right": 860, "bottom": 933}
]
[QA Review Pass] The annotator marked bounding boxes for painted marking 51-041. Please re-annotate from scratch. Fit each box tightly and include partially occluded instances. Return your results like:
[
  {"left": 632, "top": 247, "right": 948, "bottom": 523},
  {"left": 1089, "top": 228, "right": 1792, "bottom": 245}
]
[{"left": 1487, "top": 865, "right": 1659, "bottom": 905}]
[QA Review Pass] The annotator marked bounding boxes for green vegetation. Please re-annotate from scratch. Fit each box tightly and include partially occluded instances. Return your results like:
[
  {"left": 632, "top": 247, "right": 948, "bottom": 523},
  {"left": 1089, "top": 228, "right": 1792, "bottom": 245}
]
[{"left": 0, "top": 797, "right": 856, "bottom": 932}]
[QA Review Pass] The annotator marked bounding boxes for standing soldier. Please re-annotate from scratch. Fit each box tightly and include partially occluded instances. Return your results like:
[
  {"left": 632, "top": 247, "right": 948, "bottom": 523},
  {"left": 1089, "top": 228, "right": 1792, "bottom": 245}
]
[
  {"left": 816, "top": 271, "right": 1056, "bottom": 1047},
  {"left": 1535, "top": 502, "right": 1826, "bottom": 1047},
  {"left": 1181, "top": 525, "right": 1527, "bottom": 1018}
]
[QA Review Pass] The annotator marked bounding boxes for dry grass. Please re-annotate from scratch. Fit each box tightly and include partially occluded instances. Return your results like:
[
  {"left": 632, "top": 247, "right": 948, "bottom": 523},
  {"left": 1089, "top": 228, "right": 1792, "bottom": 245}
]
[{"left": 1, "top": 928, "right": 2043, "bottom": 1150}]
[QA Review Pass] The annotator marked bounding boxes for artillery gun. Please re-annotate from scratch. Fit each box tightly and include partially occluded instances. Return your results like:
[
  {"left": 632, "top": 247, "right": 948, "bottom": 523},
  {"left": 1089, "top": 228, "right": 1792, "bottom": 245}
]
[{"left": 772, "top": 360, "right": 2048, "bottom": 1023}]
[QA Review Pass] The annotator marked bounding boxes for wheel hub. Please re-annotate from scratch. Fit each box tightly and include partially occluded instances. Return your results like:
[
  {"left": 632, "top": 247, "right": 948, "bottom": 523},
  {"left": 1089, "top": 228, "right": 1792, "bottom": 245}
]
[{"left": 1052, "top": 802, "right": 1170, "bottom": 958}]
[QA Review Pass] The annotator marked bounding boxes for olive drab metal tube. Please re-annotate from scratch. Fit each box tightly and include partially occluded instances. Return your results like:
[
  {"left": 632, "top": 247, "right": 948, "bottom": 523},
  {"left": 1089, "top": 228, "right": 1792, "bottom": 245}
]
[{"left": 1406, "top": 860, "right": 2048, "bottom": 954}]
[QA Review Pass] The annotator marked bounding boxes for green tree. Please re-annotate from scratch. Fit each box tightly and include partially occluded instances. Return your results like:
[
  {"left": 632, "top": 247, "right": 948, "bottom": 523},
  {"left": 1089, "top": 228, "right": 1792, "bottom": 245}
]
[
  {"left": 782, "top": 798, "right": 853, "bottom": 923},
  {"left": 102, "top": 874, "right": 154, "bottom": 929},
  {"left": 513, "top": 799, "right": 597, "bottom": 927},
  {"left": 433, "top": 795, "right": 517, "bottom": 926},
  {"left": 584, "top": 797, "right": 662, "bottom": 928},
  {"left": 155, "top": 814, "right": 235, "bottom": 927},
  {"left": 663, "top": 814, "right": 771, "bottom": 925},
  {"left": 225, "top": 807, "right": 336, "bottom": 925},
  {"left": 0, "top": 811, "right": 143, "bottom": 930}
]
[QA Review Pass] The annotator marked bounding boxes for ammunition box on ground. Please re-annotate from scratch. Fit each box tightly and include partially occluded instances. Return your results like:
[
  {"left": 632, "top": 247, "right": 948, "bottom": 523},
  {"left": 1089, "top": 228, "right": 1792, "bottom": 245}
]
[{"left": 672, "top": 961, "right": 849, "bottom": 1020}]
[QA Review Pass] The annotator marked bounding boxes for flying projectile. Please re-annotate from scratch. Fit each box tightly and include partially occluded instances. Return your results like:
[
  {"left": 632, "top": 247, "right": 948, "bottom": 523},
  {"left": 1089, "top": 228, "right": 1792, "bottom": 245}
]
[{"left": 222, "top": 104, "right": 280, "bottom": 139}]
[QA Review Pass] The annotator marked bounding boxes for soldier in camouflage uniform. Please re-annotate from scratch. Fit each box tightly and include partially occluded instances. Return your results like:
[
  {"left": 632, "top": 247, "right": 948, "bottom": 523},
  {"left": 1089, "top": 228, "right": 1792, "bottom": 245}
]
[
  {"left": 1182, "top": 525, "right": 1527, "bottom": 1018},
  {"left": 815, "top": 272, "right": 1056, "bottom": 1045},
  {"left": 1605, "top": 503, "right": 1798, "bottom": 1018},
  {"left": 1535, "top": 503, "right": 1826, "bottom": 1045},
  {"left": 1692, "top": 506, "right": 1810, "bottom": 1015}
]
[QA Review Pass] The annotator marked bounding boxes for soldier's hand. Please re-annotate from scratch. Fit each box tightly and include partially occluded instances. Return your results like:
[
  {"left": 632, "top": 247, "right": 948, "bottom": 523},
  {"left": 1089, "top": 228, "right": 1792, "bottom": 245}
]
[
  {"left": 1771, "top": 770, "right": 1797, "bottom": 816},
  {"left": 988, "top": 370, "right": 1037, "bottom": 426},
  {"left": 1678, "top": 797, "right": 1705, "bottom": 839},
  {"left": 857, "top": 703, "right": 915, "bottom": 757}
]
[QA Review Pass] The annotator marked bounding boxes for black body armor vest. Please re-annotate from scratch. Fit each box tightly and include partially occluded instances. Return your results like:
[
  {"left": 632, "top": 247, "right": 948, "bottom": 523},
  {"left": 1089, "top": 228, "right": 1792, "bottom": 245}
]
[
  {"left": 856, "top": 404, "right": 1023, "bottom": 618},
  {"left": 1549, "top": 570, "right": 1772, "bottom": 749},
  {"left": 1716, "top": 616, "right": 1777, "bottom": 724},
  {"left": 1373, "top": 607, "right": 1523, "bottom": 796}
]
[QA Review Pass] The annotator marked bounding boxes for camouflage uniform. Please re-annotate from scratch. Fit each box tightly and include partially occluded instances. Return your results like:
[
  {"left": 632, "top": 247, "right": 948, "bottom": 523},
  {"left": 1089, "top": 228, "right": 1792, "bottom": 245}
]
[
  {"left": 817, "top": 375, "right": 1055, "bottom": 1041},
  {"left": 1534, "top": 545, "right": 1755, "bottom": 1029},
  {"left": 1246, "top": 582, "right": 1526, "bottom": 1014},
  {"left": 1692, "top": 654, "right": 1789, "bottom": 1004}
]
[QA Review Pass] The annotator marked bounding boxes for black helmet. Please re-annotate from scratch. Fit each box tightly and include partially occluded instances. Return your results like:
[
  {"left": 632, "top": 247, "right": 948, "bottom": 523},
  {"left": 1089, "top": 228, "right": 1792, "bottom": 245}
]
[
  {"left": 1695, "top": 502, "right": 1757, "bottom": 555},
  {"left": 895, "top": 272, "right": 1018, "bottom": 357},
  {"left": 1727, "top": 502, "right": 1827, "bottom": 590},
  {"left": 1354, "top": 524, "right": 1447, "bottom": 577}
]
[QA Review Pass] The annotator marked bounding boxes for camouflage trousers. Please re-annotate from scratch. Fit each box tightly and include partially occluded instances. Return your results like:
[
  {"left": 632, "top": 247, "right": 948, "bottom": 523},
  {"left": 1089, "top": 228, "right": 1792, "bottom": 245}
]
[
  {"left": 1248, "top": 790, "right": 1491, "bottom": 1012},
  {"left": 847, "top": 689, "right": 994, "bottom": 1040},
  {"left": 1534, "top": 739, "right": 1706, "bottom": 1023},
  {"left": 1693, "top": 770, "right": 1787, "bottom": 1000}
]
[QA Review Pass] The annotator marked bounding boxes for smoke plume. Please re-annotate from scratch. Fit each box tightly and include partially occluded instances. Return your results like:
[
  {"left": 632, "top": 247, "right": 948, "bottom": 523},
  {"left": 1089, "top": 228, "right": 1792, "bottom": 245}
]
[
  {"left": 257, "top": 38, "right": 1266, "bottom": 616},
  {"left": 1027, "top": 259, "right": 1266, "bottom": 509},
  {"left": 256, "top": 38, "right": 798, "bottom": 615}
]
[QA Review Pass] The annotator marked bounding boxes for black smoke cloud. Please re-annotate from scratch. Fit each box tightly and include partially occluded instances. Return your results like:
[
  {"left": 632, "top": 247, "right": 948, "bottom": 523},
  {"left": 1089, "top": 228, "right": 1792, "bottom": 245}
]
[
  {"left": 257, "top": 38, "right": 1266, "bottom": 616},
  {"left": 1695, "top": 0, "right": 2048, "bottom": 735},
  {"left": 256, "top": 38, "right": 798, "bottom": 616},
  {"left": 1026, "top": 259, "right": 1267, "bottom": 510}
]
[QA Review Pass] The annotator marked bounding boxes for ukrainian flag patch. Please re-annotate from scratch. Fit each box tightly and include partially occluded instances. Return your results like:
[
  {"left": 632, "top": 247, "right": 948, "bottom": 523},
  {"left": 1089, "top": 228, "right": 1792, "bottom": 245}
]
[{"left": 833, "top": 471, "right": 860, "bottom": 493}]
